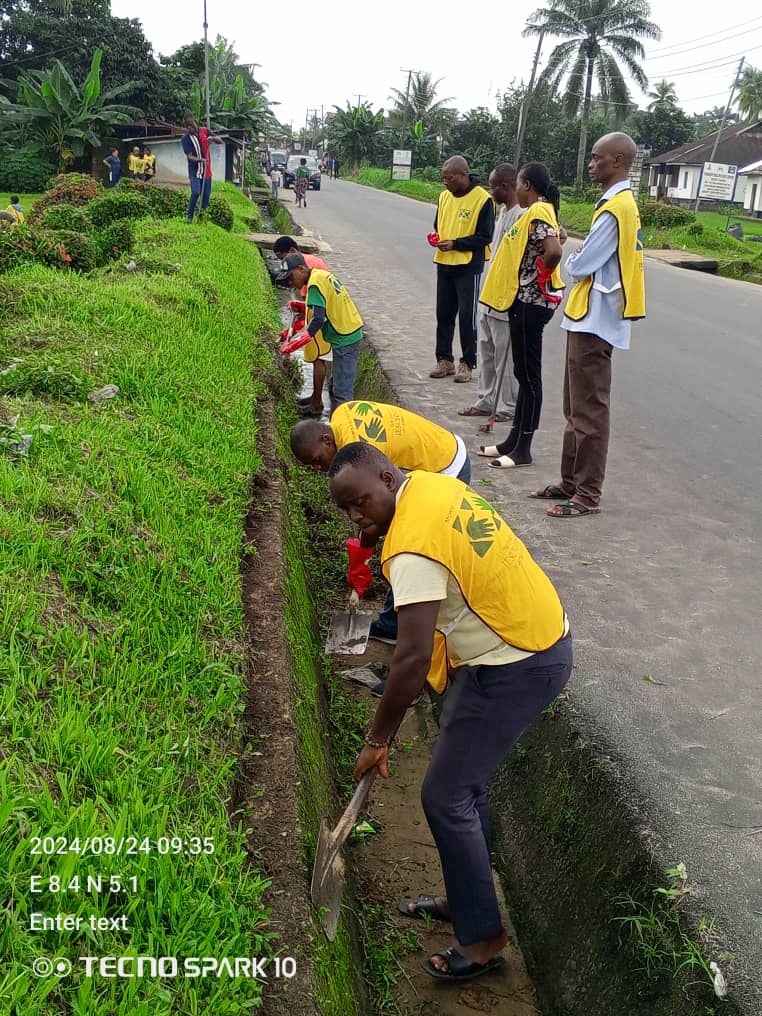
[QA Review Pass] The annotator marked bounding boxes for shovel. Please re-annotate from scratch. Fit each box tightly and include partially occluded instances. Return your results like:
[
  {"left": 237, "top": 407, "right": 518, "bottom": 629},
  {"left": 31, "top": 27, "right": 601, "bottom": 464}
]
[
  {"left": 325, "top": 591, "right": 373, "bottom": 655},
  {"left": 311, "top": 769, "right": 376, "bottom": 939}
]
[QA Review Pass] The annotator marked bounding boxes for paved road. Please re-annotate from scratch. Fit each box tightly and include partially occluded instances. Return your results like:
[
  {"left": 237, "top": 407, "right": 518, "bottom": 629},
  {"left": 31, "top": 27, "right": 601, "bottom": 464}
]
[{"left": 286, "top": 179, "right": 762, "bottom": 1004}]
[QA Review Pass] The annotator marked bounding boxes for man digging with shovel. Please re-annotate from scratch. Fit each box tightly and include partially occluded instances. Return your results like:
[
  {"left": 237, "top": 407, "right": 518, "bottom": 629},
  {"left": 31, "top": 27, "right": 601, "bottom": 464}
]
[{"left": 327, "top": 441, "right": 572, "bottom": 983}]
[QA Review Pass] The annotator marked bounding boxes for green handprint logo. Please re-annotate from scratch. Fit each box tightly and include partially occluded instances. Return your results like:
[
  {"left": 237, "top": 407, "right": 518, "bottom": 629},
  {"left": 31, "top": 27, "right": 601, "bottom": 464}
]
[
  {"left": 452, "top": 491, "right": 500, "bottom": 556},
  {"left": 363, "top": 418, "right": 388, "bottom": 443}
]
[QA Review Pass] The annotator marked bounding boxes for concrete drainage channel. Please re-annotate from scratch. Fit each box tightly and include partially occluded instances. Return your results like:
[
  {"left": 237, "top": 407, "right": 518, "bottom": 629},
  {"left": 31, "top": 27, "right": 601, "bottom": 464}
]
[{"left": 248, "top": 221, "right": 741, "bottom": 1015}]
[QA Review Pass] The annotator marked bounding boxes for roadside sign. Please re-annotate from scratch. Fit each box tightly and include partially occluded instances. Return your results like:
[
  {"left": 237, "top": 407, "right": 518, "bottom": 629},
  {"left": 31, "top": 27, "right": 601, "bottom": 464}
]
[
  {"left": 392, "top": 149, "right": 412, "bottom": 181},
  {"left": 698, "top": 162, "right": 738, "bottom": 201}
]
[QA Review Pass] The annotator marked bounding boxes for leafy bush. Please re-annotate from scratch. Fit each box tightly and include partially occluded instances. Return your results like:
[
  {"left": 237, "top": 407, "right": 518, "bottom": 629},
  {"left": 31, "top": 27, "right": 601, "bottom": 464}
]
[
  {"left": 638, "top": 201, "right": 695, "bottom": 227},
  {"left": 96, "top": 220, "right": 134, "bottom": 264},
  {"left": 0, "top": 224, "right": 72, "bottom": 272},
  {"left": 43, "top": 229, "right": 97, "bottom": 272},
  {"left": 686, "top": 222, "right": 704, "bottom": 236},
  {"left": 36, "top": 202, "right": 92, "bottom": 232},
  {"left": 414, "top": 166, "right": 442, "bottom": 184},
  {"left": 119, "top": 179, "right": 188, "bottom": 217},
  {"left": 88, "top": 191, "right": 150, "bottom": 227},
  {"left": 31, "top": 173, "right": 100, "bottom": 219},
  {"left": 204, "top": 195, "right": 234, "bottom": 231},
  {"left": 0, "top": 147, "right": 56, "bottom": 193},
  {"left": 560, "top": 184, "right": 600, "bottom": 204}
]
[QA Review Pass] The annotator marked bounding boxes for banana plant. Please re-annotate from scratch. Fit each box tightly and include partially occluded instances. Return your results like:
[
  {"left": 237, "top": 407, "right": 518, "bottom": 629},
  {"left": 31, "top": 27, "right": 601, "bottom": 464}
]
[{"left": 4, "top": 48, "right": 142, "bottom": 169}]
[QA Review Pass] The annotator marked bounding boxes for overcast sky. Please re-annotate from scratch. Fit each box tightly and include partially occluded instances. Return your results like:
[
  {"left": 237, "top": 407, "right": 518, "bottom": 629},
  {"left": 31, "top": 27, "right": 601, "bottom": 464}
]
[{"left": 112, "top": 0, "right": 762, "bottom": 130}]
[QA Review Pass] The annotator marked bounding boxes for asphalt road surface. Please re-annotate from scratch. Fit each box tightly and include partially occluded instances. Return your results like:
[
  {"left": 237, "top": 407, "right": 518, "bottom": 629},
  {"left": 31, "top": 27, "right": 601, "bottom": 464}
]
[{"left": 286, "top": 177, "right": 762, "bottom": 1006}]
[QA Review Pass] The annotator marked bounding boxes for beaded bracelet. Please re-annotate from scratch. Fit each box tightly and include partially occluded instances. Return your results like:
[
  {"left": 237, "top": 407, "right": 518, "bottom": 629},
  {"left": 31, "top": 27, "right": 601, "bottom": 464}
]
[{"left": 364, "top": 733, "right": 391, "bottom": 749}]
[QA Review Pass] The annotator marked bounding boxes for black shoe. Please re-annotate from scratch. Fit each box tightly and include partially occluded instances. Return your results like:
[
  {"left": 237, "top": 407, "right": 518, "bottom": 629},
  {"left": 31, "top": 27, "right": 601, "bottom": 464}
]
[
  {"left": 369, "top": 621, "right": 397, "bottom": 645},
  {"left": 371, "top": 680, "right": 386, "bottom": 698}
]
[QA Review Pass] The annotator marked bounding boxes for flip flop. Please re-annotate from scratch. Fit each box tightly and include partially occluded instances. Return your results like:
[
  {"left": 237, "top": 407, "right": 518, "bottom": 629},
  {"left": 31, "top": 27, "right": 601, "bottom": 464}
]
[
  {"left": 422, "top": 947, "right": 505, "bottom": 982},
  {"left": 488, "top": 456, "right": 531, "bottom": 469},
  {"left": 547, "top": 500, "right": 600, "bottom": 518},
  {"left": 477, "top": 445, "right": 501, "bottom": 458},
  {"left": 529, "top": 485, "right": 570, "bottom": 500},
  {"left": 398, "top": 895, "right": 450, "bottom": 922},
  {"left": 458, "top": 406, "right": 488, "bottom": 417}
]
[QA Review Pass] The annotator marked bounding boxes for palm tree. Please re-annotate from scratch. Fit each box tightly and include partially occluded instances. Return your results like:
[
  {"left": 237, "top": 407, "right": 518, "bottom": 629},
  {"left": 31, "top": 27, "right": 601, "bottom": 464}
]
[
  {"left": 647, "top": 79, "right": 677, "bottom": 110},
  {"left": 736, "top": 66, "right": 762, "bottom": 123},
  {"left": 525, "top": 0, "right": 661, "bottom": 191},
  {"left": 4, "top": 49, "right": 141, "bottom": 169},
  {"left": 389, "top": 72, "right": 454, "bottom": 140},
  {"left": 326, "top": 103, "right": 385, "bottom": 171}
]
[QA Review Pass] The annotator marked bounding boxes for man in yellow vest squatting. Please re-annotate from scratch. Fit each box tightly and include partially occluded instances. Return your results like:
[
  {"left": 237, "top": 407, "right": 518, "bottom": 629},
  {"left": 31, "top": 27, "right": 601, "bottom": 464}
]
[
  {"left": 328, "top": 441, "right": 572, "bottom": 983},
  {"left": 531, "top": 132, "right": 646, "bottom": 518},
  {"left": 290, "top": 402, "right": 472, "bottom": 681},
  {"left": 430, "top": 156, "right": 495, "bottom": 384},
  {"left": 277, "top": 254, "right": 364, "bottom": 412}
]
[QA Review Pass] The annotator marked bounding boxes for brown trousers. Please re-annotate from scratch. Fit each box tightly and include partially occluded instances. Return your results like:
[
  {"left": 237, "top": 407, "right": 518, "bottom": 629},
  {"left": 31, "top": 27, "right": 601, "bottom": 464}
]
[{"left": 560, "top": 331, "right": 614, "bottom": 509}]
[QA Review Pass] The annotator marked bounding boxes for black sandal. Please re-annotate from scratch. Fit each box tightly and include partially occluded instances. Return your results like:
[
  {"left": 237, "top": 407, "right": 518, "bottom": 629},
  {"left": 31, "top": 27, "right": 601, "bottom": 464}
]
[
  {"left": 547, "top": 500, "right": 600, "bottom": 518},
  {"left": 398, "top": 895, "right": 450, "bottom": 922},
  {"left": 422, "top": 946, "right": 505, "bottom": 982},
  {"left": 529, "top": 485, "right": 569, "bottom": 500}
]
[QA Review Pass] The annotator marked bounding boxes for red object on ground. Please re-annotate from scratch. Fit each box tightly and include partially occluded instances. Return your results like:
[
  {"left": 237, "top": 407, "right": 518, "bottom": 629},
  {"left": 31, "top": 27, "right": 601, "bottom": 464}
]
[
  {"left": 535, "top": 256, "right": 563, "bottom": 305},
  {"left": 279, "top": 330, "right": 312, "bottom": 356},
  {"left": 346, "top": 538, "right": 374, "bottom": 597},
  {"left": 279, "top": 318, "right": 305, "bottom": 341},
  {"left": 427, "top": 231, "right": 441, "bottom": 247}
]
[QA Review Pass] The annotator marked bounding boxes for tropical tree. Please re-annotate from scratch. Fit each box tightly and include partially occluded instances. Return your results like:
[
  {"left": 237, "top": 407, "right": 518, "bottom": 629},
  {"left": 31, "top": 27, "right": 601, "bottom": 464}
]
[
  {"left": 692, "top": 105, "right": 738, "bottom": 138},
  {"left": 736, "top": 65, "right": 762, "bottom": 123},
  {"left": 188, "top": 72, "right": 274, "bottom": 134},
  {"left": 524, "top": 0, "right": 661, "bottom": 191},
  {"left": 388, "top": 72, "right": 454, "bottom": 142},
  {"left": 627, "top": 103, "right": 693, "bottom": 156},
  {"left": 325, "top": 103, "right": 385, "bottom": 170},
  {"left": 4, "top": 48, "right": 141, "bottom": 168},
  {"left": 647, "top": 79, "right": 677, "bottom": 110}
]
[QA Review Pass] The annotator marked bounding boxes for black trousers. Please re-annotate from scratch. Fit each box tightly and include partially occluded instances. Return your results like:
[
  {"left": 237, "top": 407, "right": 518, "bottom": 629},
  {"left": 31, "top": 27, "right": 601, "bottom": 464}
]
[
  {"left": 435, "top": 266, "right": 481, "bottom": 368},
  {"left": 497, "top": 301, "right": 555, "bottom": 452}
]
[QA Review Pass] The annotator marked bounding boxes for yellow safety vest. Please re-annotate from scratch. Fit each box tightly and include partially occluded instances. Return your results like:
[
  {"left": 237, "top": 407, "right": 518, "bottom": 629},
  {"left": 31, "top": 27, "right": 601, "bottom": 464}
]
[
  {"left": 381, "top": 472, "right": 566, "bottom": 692},
  {"left": 331, "top": 402, "right": 459, "bottom": 473},
  {"left": 564, "top": 189, "right": 646, "bottom": 322},
  {"left": 479, "top": 201, "right": 564, "bottom": 312},
  {"left": 307, "top": 269, "right": 363, "bottom": 336},
  {"left": 434, "top": 186, "right": 493, "bottom": 267}
]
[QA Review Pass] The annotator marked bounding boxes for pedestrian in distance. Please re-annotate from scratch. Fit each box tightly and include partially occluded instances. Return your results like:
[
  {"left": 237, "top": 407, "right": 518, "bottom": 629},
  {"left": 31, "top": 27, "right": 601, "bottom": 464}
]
[
  {"left": 333, "top": 157, "right": 340, "bottom": 179},
  {"left": 327, "top": 441, "right": 572, "bottom": 984},
  {"left": 458, "top": 163, "right": 521, "bottom": 424},
  {"left": 198, "top": 121, "right": 223, "bottom": 216},
  {"left": 181, "top": 115, "right": 206, "bottom": 223},
  {"left": 478, "top": 162, "right": 564, "bottom": 469},
  {"left": 270, "top": 165, "right": 282, "bottom": 199},
  {"left": 531, "top": 132, "right": 645, "bottom": 518},
  {"left": 276, "top": 253, "right": 364, "bottom": 413},
  {"left": 5, "top": 195, "right": 25, "bottom": 224},
  {"left": 294, "top": 157, "right": 310, "bottom": 208},
  {"left": 102, "top": 148, "right": 121, "bottom": 188},
  {"left": 290, "top": 401, "right": 472, "bottom": 675},
  {"left": 273, "top": 236, "right": 332, "bottom": 418},
  {"left": 127, "top": 146, "right": 144, "bottom": 180},
  {"left": 430, "top": 156, "right": 495, "bottom": 384},
  {"left": 143, "top": 147, "right": 156, "bottom": 182}
]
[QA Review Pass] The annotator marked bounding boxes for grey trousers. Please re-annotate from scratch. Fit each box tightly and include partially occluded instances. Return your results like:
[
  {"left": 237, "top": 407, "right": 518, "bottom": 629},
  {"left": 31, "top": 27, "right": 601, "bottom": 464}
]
[
  {"left": 421, "top": 634, "right": 573, "bottom": 946},
  {"left": 473, "top": 312, "right": 518, "bottom": 415}
]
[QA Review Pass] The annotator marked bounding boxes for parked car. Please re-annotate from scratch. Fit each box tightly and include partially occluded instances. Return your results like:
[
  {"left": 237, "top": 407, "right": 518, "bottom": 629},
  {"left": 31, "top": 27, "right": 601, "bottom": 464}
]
[
  {"left": 283, "top": 155, "right": 321, "bottom": 191},
  {"left": 269, "top": 150, "right": 288, "bottom": 173}
]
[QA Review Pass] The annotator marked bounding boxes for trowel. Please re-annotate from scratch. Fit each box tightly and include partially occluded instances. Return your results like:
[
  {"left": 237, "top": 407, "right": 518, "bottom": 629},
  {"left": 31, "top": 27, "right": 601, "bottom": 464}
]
[
  {"left": 311, "top": 770, "right": 376, "bottom": 939},
  {"left": 324, "top": 591, "right": 373, "bottom": 655}
]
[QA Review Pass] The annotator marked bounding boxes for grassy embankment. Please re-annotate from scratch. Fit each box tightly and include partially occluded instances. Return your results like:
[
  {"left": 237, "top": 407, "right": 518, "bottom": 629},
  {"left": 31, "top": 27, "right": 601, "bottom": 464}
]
[
  {"left": 0, "top": 182, "right": 359, "bottom": 1014},
  {"left": 350, "top": 167, "right": 443, "bottom": 203}
]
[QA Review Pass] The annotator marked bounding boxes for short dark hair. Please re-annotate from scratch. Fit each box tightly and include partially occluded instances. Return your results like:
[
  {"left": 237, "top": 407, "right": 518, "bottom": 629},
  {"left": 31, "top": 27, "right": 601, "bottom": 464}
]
[
  {"left": 492, "top": 163, "right": 517, "bottom": 182},
  {"left": 327, "top": 441, "right": 389, "bottom": 478},
  {"left": 300, "top": 157, "right": 307, "bottom": 164},
  {"left": 10, "top": 195, "right": 19, "bottom": 204},
  {"left": 290, "top": 419, "right": 329, "bottom": 457},
  {"left": 273, "top": 235, "right": 298, "bottom": 256},
  {"left": 519, "top": 161, "right": 560, "bottom": 216}
]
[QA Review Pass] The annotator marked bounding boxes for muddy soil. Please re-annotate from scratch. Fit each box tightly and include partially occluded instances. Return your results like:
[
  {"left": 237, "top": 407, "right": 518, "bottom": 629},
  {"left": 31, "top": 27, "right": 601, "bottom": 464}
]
[{"left": 333, "top": 633, "right": 538, "bottom": 1016}]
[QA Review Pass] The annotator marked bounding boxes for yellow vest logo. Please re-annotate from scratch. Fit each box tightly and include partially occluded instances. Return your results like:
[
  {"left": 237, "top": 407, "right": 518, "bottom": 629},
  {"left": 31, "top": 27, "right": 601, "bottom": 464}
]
[
  {"left": 350, "top": 402, "right": 388, "bottom": 444},
  {"left": 450, "top": 492, "right": 503, "bottom": 558},
  {"left": 458, "top": 209, "right": 473, "bottom": 220}
]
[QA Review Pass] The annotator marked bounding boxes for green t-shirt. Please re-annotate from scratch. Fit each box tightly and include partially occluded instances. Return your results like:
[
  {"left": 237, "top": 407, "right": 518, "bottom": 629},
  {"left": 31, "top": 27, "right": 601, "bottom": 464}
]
[
  {"left": 307, "top": 283, "right": 363, "bottom": 349},
  {"left": 296, "top": 165, "right": 311, "bottom": 178}
]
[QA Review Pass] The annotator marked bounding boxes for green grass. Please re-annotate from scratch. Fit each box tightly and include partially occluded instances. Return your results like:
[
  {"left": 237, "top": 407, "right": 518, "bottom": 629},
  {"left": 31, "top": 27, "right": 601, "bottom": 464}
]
[
  {"left": 0, "top": 213, "right": 282, "bottom": 1014},
  {"left": 350, "top": 167, "right": 443, "bottom": 204}
]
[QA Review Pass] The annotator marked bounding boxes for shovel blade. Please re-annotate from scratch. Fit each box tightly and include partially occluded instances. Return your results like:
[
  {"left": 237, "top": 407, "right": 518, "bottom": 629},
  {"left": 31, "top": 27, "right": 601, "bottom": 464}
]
[
  {"left": 311, "top": 819, "right": 346, "bottom": 941},
  {"left": 325, "top": 611, "right": 373, "bottom": 655}
]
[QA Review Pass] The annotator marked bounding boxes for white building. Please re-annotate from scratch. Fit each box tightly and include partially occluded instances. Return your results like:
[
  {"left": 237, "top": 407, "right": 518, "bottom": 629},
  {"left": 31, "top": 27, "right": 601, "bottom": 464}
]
[{"left": 739, "top": 159, "right": 762, "bottom": 218}]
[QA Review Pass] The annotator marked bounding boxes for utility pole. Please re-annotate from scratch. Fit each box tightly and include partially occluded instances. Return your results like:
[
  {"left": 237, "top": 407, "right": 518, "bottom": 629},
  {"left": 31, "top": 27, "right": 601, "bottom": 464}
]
[
  {"left": 514, "top": 30, "right": 544, "bottom": 166},
  {"left": 202, "top": 0, "right": 211, "bottom": 128},
  {"left": 356, "top": 93, "right": 366, "bottom": 108},
  {"left": 399, "top": 67, "right": 419, "bottom": 146},
  {"left": 694, "top": 56, "right": 745, "bottom": 212}
]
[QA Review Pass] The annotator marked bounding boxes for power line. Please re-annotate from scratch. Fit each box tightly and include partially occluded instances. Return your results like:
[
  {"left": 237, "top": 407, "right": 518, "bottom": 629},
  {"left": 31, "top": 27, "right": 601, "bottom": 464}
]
[
  {"left": 644, "top": 15, "right": 762, "bottom": 57},
  {"left": 647, "top": 23, "right": 762, "bottom": 62}
]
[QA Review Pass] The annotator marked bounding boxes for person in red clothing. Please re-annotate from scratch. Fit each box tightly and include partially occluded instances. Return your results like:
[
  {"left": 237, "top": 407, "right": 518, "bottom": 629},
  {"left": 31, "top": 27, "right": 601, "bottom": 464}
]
[
  {"left": 273, "top": 236, "right": 332, "bottom": 417},
  {"left": 198, "top": 122, "right": 223, "bottom": 215}
]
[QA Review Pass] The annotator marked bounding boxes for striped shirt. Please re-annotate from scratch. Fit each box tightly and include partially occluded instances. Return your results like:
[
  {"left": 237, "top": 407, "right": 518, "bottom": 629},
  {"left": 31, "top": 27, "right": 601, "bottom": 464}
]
[{"left": 181, "top": 130, "right": 204, "bottom": 180}]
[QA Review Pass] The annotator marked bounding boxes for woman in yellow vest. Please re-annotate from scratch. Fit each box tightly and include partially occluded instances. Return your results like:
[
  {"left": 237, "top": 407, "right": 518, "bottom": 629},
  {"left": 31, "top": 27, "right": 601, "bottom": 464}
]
[{"left": 478, "top": 162, "right": 564, "bottom": 468}]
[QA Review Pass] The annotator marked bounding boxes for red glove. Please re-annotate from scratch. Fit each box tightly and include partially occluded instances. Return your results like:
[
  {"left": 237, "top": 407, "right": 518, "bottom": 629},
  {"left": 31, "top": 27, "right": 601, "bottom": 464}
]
[
  {"left": 427, "top": 231, "right": 441, "bottom": 247},
  {"left": 286, "top": 299, "right": 306, "bottom": 315},
  {"left": 279, "top": 330, "right": 313, "bottom": 356},
  {"left": 278, "top": 317, "right": 305, "bottom": 341},
  {"left": 346, "top": 538, "right": 373, "bottom": 598},
  {"left": 535, "top": 256, "right": 563, "bottom": 305}
]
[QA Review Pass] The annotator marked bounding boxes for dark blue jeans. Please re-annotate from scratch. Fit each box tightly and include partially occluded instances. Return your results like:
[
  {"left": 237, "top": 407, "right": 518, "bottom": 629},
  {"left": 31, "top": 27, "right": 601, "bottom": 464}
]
[
  {"left": 376, "top": 456, "right": 471, "bottom": 635},
  {"left": 187, "top": 176, "right": 203, "bottom": 222},
  {"left": 422, "top": 633, "right": 572, "bottom": 945}
]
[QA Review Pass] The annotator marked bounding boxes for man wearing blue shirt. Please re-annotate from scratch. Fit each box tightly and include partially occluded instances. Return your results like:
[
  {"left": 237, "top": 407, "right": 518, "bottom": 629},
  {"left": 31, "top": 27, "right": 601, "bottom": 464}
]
[
  {"left": 181, "top": 115, "right": 206, "bottom": 223},
  {"left": 533, "top": 133, "right": 645, "bottom": 518}
]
